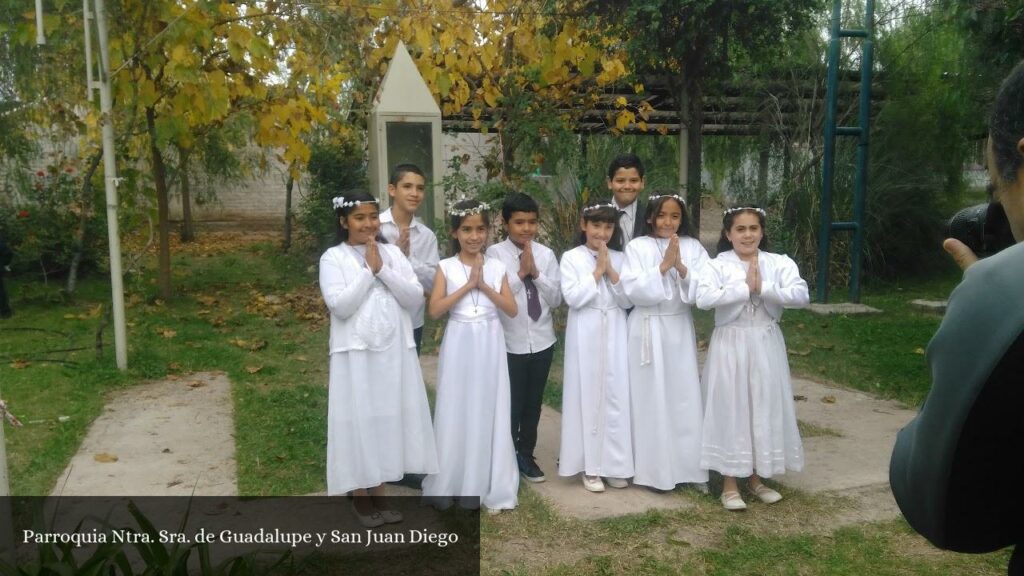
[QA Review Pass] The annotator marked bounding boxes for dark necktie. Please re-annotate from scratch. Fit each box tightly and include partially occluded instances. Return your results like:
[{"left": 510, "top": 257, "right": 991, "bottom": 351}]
[{"left": 523, "top": 276, "right": 541, "bottom": 321}]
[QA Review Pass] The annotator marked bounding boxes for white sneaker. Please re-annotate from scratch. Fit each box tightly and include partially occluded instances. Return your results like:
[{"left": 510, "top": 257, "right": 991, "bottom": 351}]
[
  {"left": 605, "top": 477, "right": 629, "bottom": 489},
  {"left": 582, "top": 475, "right": 606, "bottom": 492}
]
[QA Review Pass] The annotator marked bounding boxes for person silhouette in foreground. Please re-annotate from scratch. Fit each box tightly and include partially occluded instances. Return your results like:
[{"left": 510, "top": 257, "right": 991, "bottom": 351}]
[{"left": 890, "top": 59, "right": 1024, "bottom": 576}]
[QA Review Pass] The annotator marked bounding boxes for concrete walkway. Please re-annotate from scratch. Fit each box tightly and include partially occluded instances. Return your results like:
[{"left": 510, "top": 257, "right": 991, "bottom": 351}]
[
  {"left": 51, "top": 371, "right": 237, "bottom": 496},
  {"left": 421, "top": 354, "right": 917, "bottom": 520},
  {"left": 54, "top": 356, "right": 916, "bottom": 524}
]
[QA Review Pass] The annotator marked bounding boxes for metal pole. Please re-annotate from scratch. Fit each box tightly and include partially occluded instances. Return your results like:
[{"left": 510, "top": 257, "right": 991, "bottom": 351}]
[
  {"left": 93, "top": 0, "right": 128, "bottom": 369},
  {"left": 83, "top": 0, "right": 95, "bottom": 102},
  {"left": 848, "top": 0, "right": 874, "bottom": 303},
  {"left": 34, "top": 0, "right": 45, "bottom": 44},
  {"left": 816, "top": 0, "right": 843, "bottom": 303}
]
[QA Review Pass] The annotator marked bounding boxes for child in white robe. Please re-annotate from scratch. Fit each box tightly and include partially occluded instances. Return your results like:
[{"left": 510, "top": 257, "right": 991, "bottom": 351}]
[
  {"left": 421, "top": 199, "right": 520, "bottom": 513},
  {"left": 559, "top": 200, "right": 634, "bottom": 493},
  {"left": 621, "top": 193, "right": 710, "bottom": 492},
  {"left": 319, "top": 190, "right": 439, "bottom": 528},
  {"left": 695, "top": 206, "right": 809, "bottom": 511}
]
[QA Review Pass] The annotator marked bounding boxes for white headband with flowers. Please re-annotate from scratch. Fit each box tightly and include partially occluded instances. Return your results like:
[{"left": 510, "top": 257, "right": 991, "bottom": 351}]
[
  {"left": 724, "top": 206, "right": 767, "bottom": 216},
  {"left": 332, "top": 196, "right": 378, "bottom": 210},
  {"left": 648, "top": 193, "right": 687, "bottom": 205},
  {"left": 582, "top": 202, "right": 618, "bottom": 214},
  {"left": 448, "top": 197, "right": 488, "bottom": 217}
]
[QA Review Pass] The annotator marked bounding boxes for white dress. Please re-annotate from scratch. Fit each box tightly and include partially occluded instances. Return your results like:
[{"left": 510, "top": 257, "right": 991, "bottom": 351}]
[
  {"left": 320, "top": 243, "right": 439, "bottom": 495},
  {"left": 421, "top": 256, "right": 520, "bottom": 510},
  {"left": 558, "top": 246, "right": 634, "bottom": 479},
  {"left": 696, "top": 250, "right": 809, "bottom": 478},
  {"left": 621, "top": 235, "right": 710, "bottom": 490}
]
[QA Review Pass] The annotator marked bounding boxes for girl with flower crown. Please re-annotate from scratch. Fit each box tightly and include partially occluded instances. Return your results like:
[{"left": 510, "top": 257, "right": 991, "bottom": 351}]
[
  {"left": 319, "top": 190, "right": 438, "bottom": 527},
  {"left": 621, "top": 191, "right": 711, "bottom": 493},
  {"left": 421, "top": 199, "right": 520, "bottom": 514},
  {"left": 558, "top": 200, "right": 634, "bottom": 493},
  {"left": 695, "top": 206, "right": 809, "bottom": 511}
]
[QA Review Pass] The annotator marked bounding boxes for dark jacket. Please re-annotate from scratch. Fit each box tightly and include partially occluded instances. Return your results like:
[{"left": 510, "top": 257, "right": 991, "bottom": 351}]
[{"left": 890, "top": 240, "right": 1024, "bottom": 553}]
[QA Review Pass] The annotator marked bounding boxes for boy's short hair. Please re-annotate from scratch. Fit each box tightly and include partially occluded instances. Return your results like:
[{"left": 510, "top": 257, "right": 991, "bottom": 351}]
[
  {"left": 607, "top": 153, "right": 645, "bottom": 180},
  {"left": 501, "top": 192, "right": 539, "bottom": 222},
  {"left": 389, "top": 163, "right": 425, "bottom": 186}
]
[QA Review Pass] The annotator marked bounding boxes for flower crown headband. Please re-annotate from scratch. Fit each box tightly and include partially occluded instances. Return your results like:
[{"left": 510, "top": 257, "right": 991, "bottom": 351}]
[
  {"left": 647, "top": 193, "right": 687, "bottom": 205},
  {"left": 724, "top": 206, "right": 767, "bottom": 216},
  {"left": 448, "top": 198, "right": 489, "bottom": 217},
  {"left": 332, "top": 196, "right": 378, "bottom": 210},
  {"left": 582, "top": 202, "right": 617, "bottom": 214}
]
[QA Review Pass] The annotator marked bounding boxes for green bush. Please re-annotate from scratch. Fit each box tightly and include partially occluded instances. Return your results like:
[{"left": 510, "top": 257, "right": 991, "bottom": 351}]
[
  {"left": 297, "top": 136, "right": 369, "bottom": 254},
  {"left": 0, "top": 165, "right": 106, "bottom": 280}
]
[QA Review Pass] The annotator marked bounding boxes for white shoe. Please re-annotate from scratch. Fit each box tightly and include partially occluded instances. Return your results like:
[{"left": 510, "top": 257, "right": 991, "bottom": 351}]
[
  {"left": 720, "top": 491, "right": 747, "bottom": 511},
  {"left": 582, "top": 475, "right": 606, "bottom": 492},
  {"left": 605, "top": 477, "right": 629, "bottom": 489},
  {"left": 750, "top": 483, "right": 783, "bottom": 504}
]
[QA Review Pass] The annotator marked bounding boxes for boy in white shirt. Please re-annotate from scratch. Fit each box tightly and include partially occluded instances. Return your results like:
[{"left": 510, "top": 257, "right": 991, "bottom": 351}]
[
  {"left": 378, "top": 163, "right": 439, "bottom": 354},
  {"left": 487, "top": 192, "right": 561, "bottom": 482},
  {"left": 608, "top": 153, "right": 648, "bottom": 244}
]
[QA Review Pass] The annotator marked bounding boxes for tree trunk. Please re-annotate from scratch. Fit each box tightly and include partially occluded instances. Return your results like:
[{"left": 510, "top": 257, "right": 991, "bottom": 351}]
[
  {"left": 757, "top": 126, "right": 770, "bottom": 206},
  {"left": 684, "top": 79, "right": 704, "bottom": 237},
  {"left": 65, "top": 150, "right": 103, "bottom": 295},
  {"left": 282, "top": 168, "right": 294, "bottom": 252},
  {"left": 179, "top": 147, "right": 195, "bottom": 243},
  {"left": 146, "top": 106, "right": 172, "bottom": 300}
]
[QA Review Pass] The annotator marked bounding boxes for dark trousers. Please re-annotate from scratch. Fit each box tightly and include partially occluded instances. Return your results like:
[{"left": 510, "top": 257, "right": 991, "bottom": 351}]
[
  {"left": 507, "top": 345, "right": 555, "bottom": 457},
  {"left": 0, "top": 273, "right": 10, "bottom": 318},
  {"left": 413, "top": 326, "right": 423, "bottom": 356}
]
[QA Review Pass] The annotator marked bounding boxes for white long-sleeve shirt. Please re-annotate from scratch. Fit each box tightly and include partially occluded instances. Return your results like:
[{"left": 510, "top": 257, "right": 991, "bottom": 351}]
[
  {"left": 487, "top": 238, "right": 561, "bottom": 354},
  {"left": 379, "top": 208, "right": 439, "bottom": 329}
]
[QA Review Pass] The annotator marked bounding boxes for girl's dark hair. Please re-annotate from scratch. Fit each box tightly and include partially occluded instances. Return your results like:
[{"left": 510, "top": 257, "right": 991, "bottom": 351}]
[
  {"left": 334, "top": 189, "right": 386, "bottom": 244},
  {"left": 576, "top": 199, "right": 623, "bottom": 251},
  {"left": 448, "top": 199, "right": 491, "bottom": 254},
  {"left": 644, "top": 192, "right": 692, "bottom": 238},
  {"left": 716, "top": 206, "right": 770, "bottom": 254},
  {"left": 990, "top": 60, "right": 1024, "bottom": 184}
]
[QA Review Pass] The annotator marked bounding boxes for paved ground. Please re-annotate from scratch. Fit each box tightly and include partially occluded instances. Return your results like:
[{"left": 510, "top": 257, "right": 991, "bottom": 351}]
[
  {"left": 50, "top": 371, "right": 237, "bottom": 496},
  {"left": 53, "top": 353, "right": 916, "bottom": 523}
]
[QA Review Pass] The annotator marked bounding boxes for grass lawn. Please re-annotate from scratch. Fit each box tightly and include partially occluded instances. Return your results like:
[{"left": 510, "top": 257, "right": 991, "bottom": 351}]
[{"left": 0, "top": 233, "right": 1005, "bottom": 574}]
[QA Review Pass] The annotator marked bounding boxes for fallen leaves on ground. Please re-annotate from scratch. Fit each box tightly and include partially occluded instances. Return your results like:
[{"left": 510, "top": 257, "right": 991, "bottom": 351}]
[
  {"left": 788, "top": 348, "right": 811, "bottom": 356},
  {"left": 822, "top": 395, "right": 837, "bottom": 404},
  {"left": 246, "top": 286, "right": 326, "bottom": 328},
  {"left": 94, "top": 453, "right": 118, "bottom": 463},
  {"left": 230, "top": 339, "right": 267, "bottom": 351},
  {"left": 10, "top": 360, "right": 29, "bottom": 369},
  {"left": 245, "top": 366, "right": 263, "bottom": 374},
  {"left": 187, "top": 380, "right": 206, "bottom": 389},
  {"left": 156, "top": 328, "right": 177, "bottom": 339}
]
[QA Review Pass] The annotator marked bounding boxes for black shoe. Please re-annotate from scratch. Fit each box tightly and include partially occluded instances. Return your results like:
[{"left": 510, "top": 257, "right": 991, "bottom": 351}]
[
  {"left": 517, "top": 453, "right": 545, "bottom": 483},
  {"left": 387, "top": 473, "right": 425, "bottom": 490}
]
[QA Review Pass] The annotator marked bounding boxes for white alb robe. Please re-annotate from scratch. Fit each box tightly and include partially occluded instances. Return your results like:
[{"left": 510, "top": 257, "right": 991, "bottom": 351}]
[
  {"left": 621, "top": 235, "right": 710, "bottom": 489},
  {"left": 695, "top": 250, "right": 808, "bottom": 477},
  {"left": 558, "top": 245, "right": 634, "bottom": 479}
]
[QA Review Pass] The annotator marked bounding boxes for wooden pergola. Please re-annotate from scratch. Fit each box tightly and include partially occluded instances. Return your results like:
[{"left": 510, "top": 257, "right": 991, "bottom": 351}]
[{"left": 442, "top": 71, "right": 882, "bottom": 136}]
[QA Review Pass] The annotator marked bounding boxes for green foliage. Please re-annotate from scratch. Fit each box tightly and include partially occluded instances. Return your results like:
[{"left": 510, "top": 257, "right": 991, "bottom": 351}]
[
  {"left": 0, "top": 499, "right": 295, "bottom": 575},
  {"left": 860, "top": 5, "right": 977, "bottom": 276},
  {"left": 0, "top": 165, "right": 105, "bottom": 278},
  {"left": 298, "top": 135, "right": 369, "bottom": 253}
]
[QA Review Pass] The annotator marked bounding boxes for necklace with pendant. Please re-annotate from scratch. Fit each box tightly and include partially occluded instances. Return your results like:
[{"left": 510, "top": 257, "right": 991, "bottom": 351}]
[{"left": 459, "top": 257, "right": 481, "bottom": 314}]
